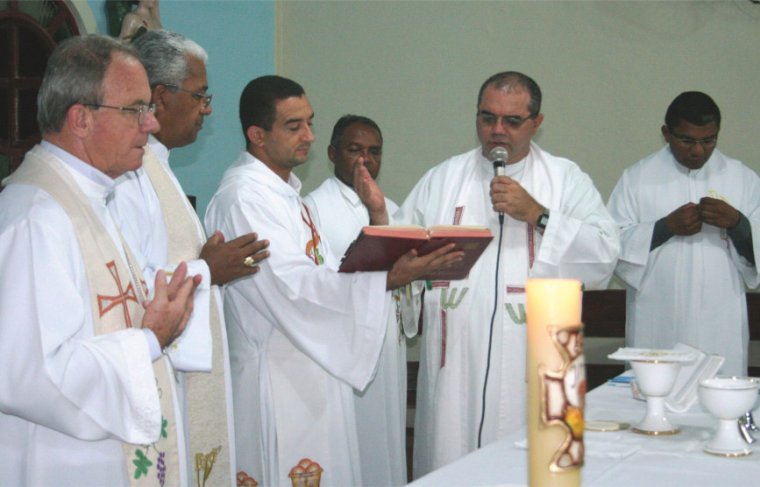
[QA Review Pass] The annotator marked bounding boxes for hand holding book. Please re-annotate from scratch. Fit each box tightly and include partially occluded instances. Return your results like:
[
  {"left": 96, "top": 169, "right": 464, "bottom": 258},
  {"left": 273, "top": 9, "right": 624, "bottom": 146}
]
[
  {"left": 339, "top": 225, "right": 493, "bottom": 283},
  {"left": 385, "top": 243, "right": 463, "bottom": 290}
]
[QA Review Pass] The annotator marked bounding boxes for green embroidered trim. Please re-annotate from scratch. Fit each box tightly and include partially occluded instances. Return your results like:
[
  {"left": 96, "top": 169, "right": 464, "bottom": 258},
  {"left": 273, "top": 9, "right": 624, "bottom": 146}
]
[
  {"left": 133, "top": 449, "right": 153, "bottom": 479},
  {"left": 131, "top": 416, "right": 169, "bottom": 483}
]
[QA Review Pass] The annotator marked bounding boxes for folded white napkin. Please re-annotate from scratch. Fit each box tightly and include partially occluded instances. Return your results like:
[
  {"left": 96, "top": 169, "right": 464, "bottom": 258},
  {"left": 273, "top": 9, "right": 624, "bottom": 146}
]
[{"left": 608, "top": 347, "right": 700, "bottom": 363}]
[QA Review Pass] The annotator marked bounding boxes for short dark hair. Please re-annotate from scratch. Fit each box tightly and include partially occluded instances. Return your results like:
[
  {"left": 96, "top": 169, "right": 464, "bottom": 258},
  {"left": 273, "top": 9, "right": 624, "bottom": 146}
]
[
  {"left": 239, "top": 75, "right": 305, "bottom": 143},
  {"left": 37, "top": 34, "right": 137, "bottom": 134},
  {"left": 477, "top": 71, "right": 542, "bottom": 117},
  {"left": 665, "top": 91, "right": 721, "bottom": 131},
  {"left": 329, "top": 115, "right": 383, "bottom": 148}
]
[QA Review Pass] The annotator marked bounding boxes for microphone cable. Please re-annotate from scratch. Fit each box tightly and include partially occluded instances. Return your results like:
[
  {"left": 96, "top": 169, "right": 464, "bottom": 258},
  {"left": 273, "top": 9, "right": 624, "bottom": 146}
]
[{"left": 477, "top": 212, "right": 505, "bottom": 448}]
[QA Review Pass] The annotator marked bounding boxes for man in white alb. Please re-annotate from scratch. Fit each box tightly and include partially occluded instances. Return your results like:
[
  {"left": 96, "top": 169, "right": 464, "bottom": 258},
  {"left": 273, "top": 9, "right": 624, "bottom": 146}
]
[
  {"left": 395, "top": 71, "right": 620, "bottom": 477},
  {"left": 111, "top": 30, "right": 270, "bottom": 485},
  {"left": 0, "top": 34, "right": 199, "bottom": 486},
  {"left": 304, "top": 114, "right": 408, "bottom": 486},
  {"left": 608, "top": 91, "right": 760, "bottom": 376},
  {"left": 205, "top": 75, "right": 462, "bottom": 486}
]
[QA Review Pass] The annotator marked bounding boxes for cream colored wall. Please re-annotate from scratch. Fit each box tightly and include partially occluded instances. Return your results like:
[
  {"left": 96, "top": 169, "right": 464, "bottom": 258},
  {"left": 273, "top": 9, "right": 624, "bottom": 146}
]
[{"left": 277, "top": 1, "right": 760, "bottom": 204}]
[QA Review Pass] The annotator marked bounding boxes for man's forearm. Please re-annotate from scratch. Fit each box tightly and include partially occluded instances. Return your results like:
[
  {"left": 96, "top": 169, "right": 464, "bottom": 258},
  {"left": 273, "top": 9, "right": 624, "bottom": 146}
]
[{"left": 727, "top": 212, "right": 755, "bottom": 266}]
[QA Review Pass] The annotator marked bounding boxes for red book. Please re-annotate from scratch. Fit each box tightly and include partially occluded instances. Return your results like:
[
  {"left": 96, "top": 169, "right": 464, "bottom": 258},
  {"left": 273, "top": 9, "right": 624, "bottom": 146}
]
[{"left": 338, "top": 225, "right": 493, "bottom": 281}]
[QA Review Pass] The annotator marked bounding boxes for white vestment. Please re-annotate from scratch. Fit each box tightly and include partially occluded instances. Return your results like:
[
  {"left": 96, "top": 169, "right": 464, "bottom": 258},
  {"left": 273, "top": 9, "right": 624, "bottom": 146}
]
[
  {"left": 607, "top": 146, "right": 760, "bottom": 376},
  {"left": 304, "top": 176, "right": 407, "bottom": 486},
  {"left": 394, "top": 143, "right": 619, "bottom": 477},
  {"left": 0, "top": 144, "right": 182, "bottom": 486},
  {"left": 111, "top": 136, "right": 236, "bottom": 485},
  {"left": 205, "top": 152, "right": 391, "bottom": 487}
]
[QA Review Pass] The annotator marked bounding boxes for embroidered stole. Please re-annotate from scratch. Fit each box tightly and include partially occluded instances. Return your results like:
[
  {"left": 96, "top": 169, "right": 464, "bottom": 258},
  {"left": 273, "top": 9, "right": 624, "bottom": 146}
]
[
  {"left": 141, "top": 149, "right": 233, "bottom": 486},
  {"left": 8, "top": 146, "right": 181, "bottom": 486}
]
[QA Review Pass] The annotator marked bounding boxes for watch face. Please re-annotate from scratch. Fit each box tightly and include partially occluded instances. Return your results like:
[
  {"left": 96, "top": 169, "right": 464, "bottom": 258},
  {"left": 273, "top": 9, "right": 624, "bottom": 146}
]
[{"left": 538, "top": 213, "right": 549, "bottom": 229}]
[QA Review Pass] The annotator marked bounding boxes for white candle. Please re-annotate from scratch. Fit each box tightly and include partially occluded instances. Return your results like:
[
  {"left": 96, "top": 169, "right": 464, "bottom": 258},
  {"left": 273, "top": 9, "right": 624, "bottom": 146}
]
[{"left": 526, "top": 278, "right": 585, "bottom": 486}]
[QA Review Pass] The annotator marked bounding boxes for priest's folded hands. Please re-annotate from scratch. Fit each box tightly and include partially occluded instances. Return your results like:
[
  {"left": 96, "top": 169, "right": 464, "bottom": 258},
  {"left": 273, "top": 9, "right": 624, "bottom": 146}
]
[{"left": 141, "top": 261, "right": 203, "bottom": 349}]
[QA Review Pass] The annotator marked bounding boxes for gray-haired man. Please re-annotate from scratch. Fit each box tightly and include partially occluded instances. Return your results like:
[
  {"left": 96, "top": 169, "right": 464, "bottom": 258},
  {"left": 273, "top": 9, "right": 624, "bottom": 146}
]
[
  {"left": 111, "top": 30, "right": 269, "bottom": 485},
  {"left": 0, "top": 34, "right": 199, "bottom": 485}
]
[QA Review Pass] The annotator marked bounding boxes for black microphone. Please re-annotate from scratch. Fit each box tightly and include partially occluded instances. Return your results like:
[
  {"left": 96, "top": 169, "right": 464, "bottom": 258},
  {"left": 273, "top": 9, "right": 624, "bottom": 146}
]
[{"left": 488, "top": 146, "right": 508, "bottom": 223}]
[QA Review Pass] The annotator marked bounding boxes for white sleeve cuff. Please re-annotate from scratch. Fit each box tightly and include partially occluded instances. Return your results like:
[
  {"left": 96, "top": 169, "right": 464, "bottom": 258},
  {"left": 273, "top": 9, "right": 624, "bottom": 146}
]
[{"left": 141, "top": 328, "right": 162, "bottom": 361}]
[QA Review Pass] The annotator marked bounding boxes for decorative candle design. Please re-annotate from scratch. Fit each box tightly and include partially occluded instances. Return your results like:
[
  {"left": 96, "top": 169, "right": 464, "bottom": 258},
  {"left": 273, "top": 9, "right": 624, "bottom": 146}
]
[{"left": 526, "top": 278, "right": 585, "bottom": 486}]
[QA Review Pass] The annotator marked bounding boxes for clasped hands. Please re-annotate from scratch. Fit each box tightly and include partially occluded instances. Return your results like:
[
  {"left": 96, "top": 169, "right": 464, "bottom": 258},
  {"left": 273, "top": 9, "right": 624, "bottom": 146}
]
[
  {"left": 666, "top": 197, "right": 740, "bottom": 236},
  {"left": 142, "top": 262, "right": 201, "bottom": 350},
  {"left": 201, "top": 231, "right": 271, "bottom": 285},
  {"left": 146, "top": 229, "right": 272, "bottom": 349}
]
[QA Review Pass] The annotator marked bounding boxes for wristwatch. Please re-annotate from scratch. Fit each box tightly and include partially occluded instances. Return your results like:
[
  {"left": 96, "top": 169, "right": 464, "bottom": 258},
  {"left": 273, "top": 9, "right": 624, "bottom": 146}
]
[{"left": 536, "top": 209, "right": 550, "bottom": 233}]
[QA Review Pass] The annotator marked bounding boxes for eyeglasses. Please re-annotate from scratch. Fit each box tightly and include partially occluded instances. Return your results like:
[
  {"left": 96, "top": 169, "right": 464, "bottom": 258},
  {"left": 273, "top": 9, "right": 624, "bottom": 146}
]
[
  {"left": 163, "top": 84, "right": 213, "bottom": 108},
  {"left": 83, "top": 103, "right": 156, "bottom": 126},
  {"left": 670, "top": 132, "right": 718, "bottom": 148},
  {"left": 477, "top": 111, "right": 536, "bottom": 129}
]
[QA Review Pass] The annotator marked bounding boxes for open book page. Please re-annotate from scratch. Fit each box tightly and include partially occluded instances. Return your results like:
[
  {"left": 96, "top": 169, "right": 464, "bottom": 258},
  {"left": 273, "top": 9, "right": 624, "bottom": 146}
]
[
  {"left": 427, "top": 225, "right": 492, "bottom": 238},
  {"left": 361, "top": 225, "right": 429, "bottom": 239}
]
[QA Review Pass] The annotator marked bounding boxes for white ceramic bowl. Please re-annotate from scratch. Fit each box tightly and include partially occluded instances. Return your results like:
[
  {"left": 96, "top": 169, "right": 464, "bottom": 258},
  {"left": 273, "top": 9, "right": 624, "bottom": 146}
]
[
  {"left": 699, "top": 377, "right": 759, "bottom": 420},
  {"left": 629, "top": 360, "right": 682, "bottom": 434},
  {"left": 699, "top": 377, "right": 760, "bottom": 456},
  {"left": 630, "top": 360, "right": 681, "bottom": 397}
]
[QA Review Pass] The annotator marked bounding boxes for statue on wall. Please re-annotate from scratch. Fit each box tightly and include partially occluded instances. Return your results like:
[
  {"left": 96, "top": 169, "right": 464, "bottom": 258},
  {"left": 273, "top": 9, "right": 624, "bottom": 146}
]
[{"left": 106, "top": 0, "right": 161, "bottom": 41}]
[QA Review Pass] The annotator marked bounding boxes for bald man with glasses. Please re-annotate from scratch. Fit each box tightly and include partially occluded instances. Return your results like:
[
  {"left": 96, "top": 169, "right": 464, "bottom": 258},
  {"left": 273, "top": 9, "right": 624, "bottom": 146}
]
[{"left": 608, "top": 91, "right": 760, "bottom": 377}]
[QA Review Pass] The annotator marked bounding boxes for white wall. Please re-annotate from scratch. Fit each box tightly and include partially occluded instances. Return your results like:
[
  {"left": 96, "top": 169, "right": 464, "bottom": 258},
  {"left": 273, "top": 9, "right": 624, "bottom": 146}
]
[{"left": 277, "top": 1, "right": 760, "bottom": 204}]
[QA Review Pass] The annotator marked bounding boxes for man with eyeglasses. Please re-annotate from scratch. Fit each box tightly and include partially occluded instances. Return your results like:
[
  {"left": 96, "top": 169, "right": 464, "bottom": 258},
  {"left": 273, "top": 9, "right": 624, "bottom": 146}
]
[
  {"left": 393, "top": 71, "right": 619, "bottom": 477},
  {"left": 608, "top": 91, "right": 760, "bottom": 376},
  {"left": 0, "top": 34, "right": 201, "bottom": 485},
  {"left": 109, "top": 30, "right": 270, "bottom": 485}
]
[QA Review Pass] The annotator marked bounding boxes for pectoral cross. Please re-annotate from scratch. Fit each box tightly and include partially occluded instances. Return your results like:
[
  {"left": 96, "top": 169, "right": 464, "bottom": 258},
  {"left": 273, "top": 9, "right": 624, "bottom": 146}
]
[{"left": 97, "top": 261, "right": 138, "bottom": 327}]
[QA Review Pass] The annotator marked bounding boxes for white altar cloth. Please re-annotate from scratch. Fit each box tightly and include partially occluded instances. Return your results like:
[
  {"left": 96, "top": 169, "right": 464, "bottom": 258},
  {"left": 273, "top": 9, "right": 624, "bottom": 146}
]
[{"left": 409, "top": 377, "right": 760, "bottom": 486}]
